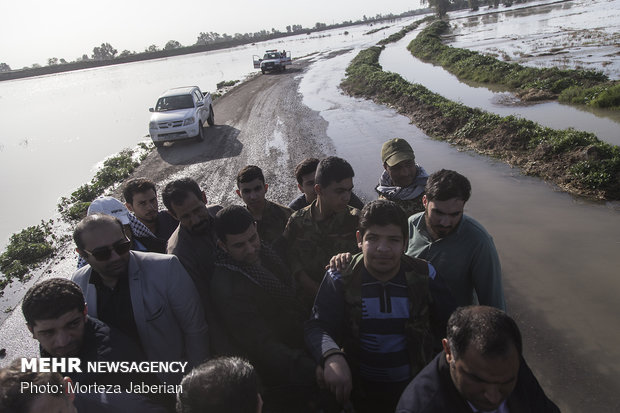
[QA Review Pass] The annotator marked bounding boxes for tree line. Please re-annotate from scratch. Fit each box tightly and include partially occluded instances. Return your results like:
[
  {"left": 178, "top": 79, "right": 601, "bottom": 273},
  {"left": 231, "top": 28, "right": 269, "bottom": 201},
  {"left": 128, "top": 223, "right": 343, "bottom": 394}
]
[
  {"left": 0, "top": 9, "right": 431, "bottom": 73},
  {"left": 423, "top": 0, "right": 539, "bottom": 18}
]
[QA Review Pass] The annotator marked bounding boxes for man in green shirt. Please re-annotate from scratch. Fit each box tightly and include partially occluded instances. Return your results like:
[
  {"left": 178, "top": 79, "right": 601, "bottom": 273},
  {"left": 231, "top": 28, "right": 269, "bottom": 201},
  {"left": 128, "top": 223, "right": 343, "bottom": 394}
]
[{"left": 406, "top": 169, "right": 505, "bottom": 311}]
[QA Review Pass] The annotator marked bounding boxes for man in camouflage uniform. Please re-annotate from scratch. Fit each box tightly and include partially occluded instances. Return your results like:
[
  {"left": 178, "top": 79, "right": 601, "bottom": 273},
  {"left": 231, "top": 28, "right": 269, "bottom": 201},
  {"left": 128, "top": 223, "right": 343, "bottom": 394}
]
[
  {"left": 305, "top": 200, "right": 435, "bottom": 413},
  {"left": 236, "top": 165, "right": 292, "bottom": 251},
  {"left": 283, "top": 156, "right": 360, "bottom": 308},
  {"left": 376, "top": 138, "right": 429, "bottom": 217}
]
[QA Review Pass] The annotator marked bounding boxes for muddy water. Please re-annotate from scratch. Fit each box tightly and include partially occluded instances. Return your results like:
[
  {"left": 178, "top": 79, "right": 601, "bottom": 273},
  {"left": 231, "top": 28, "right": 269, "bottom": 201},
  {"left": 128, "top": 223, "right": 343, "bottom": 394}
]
[
  {"left": 448, "top": 0, "right": 620, "bottom": 80},
  {"left": 0, "top": 20, "right": 406, "bottom": 251},
  {"left": 300, "top": 50, "right": 620, "bottom": 412},
  {"left": 379, "top": 27, "right": 620, "bottom": 146}
]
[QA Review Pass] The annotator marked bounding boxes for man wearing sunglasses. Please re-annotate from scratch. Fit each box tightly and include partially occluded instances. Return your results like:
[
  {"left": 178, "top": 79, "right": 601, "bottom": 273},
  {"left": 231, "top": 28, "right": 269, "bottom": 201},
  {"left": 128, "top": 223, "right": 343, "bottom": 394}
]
[{"left": 71, "top": 213, "right": 209, "bottom": 385}]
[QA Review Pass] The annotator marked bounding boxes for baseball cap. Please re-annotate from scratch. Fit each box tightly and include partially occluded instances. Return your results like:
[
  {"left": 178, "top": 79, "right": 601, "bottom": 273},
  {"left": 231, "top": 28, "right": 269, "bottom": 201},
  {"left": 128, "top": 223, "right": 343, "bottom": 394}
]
[
  {"left": 381, "top": 138, "right": 415, "bottom": 167},
  {"left": 87, "top": 196, "right": 131, "bottom": 225}
]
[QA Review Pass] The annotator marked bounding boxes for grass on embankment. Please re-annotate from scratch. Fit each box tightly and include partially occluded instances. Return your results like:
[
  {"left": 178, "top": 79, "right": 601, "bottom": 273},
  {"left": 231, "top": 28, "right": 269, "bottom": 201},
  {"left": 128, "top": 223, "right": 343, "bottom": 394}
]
[
  {"left": 341, "top": 46, "right": 620, "bottom": 200},
  {"left": 0, "top": 143, "right": 152, "bottom": 292},
  {"left": 408, "top": 20, "right": 620, "bottom": 109}
]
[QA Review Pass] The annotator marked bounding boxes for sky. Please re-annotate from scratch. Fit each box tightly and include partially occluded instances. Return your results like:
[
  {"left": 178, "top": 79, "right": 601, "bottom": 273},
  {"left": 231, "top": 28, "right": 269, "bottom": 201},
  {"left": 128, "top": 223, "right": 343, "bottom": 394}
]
[{"left": 0, "top": 0, "right": 424, "bottom": 69}]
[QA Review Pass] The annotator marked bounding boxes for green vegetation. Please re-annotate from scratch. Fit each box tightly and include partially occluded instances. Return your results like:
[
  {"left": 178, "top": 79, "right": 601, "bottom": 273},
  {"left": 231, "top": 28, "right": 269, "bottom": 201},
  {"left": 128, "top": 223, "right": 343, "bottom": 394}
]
[
  {"left": 377, "top": 16, "right": 435, "bottom": 46},
  {"left": 341, "top": 46, "right": 620, "bottom": 199},
  {"left": 0, "top": 220, "right": 55, "bottom": 290},
  {"left": 216, "top": 79, "right": 240, "bottom": 89},
  {"left": 57, "top": 146, "right": 150, "bottom": 221},
  {"left": 365, "top": 26, "right": 390, "bottom": 35},
  {"left": 407, "top": 20, "right": 619, "bottom": 109}
]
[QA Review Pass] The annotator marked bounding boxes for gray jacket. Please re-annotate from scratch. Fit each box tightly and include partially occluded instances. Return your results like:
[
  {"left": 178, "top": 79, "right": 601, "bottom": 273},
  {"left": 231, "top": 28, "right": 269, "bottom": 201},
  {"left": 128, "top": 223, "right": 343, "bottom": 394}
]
[{"left": 72, "top": 250, "right": 209, "bottom": 383}]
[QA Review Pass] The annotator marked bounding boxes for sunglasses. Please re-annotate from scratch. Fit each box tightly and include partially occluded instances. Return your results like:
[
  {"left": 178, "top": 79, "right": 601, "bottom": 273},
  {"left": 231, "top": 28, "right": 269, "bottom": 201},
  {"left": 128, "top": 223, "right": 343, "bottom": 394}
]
[{"left": 83, "top": 239, "right": 131, "bottom": 261}]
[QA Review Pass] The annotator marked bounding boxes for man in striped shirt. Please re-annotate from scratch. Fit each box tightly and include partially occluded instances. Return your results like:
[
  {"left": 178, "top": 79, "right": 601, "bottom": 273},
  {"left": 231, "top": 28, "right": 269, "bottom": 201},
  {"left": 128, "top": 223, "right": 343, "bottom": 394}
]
[{"left": 305, "top": 200, "right": 437, "bottom": 413}]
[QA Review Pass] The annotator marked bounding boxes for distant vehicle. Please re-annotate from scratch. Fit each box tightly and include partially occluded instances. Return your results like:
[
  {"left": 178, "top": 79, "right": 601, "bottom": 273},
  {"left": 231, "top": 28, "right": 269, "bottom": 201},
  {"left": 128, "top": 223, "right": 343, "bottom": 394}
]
[
  {"left": 253, "top": 49, "right": 292, "bottom": 74},
  {"left": 148, "top": 86, "right": 214, "bottom": 147}
]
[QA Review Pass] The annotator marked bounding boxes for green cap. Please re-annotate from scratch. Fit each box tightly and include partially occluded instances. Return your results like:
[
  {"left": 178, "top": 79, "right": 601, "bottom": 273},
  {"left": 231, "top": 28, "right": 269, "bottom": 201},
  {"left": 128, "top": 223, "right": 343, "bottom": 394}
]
[{"left": 381, "top": 138, "right": 415, "bottom": 167}]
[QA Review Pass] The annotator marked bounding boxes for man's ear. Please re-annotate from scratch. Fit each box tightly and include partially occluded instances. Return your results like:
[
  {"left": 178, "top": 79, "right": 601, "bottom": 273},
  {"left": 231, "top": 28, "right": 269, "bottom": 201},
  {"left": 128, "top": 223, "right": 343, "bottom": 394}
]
[
  {"left": 63, "top": 376, "right": 76, "bottom": 403},
  {"left": 27, "top": 323, "right": 34, "bottom": 336},
  {"left": 216, "top": 239, "right": 227, "bottom": 253},
  {"left": 83, "top": 305, "right": 88, "bottom": 317},
  {"left": 201, "top": 191, "right": 208, "bottom": 204},
  {"left": 356, "top": 230, "right": 363, "bottom": 249},
  {"left": 235, "top": 189, "right": 242, "bottom": 198},
  {"left": 125, "top": 202, "right": 135, "bottom": 213},
  {"left": 383, "top": 162, "right": 389, "bottom": 172},
  {"left": 442, "top": 338, "right": 453, "bottom": 363},
  {"left": 264, "top": 183, "right": 269, "bottom": 193},
  {"left": 297, "top": 183, "right": 304, "bottom": 193},
  {"left": 314, "top": 184, "right": 322, "bottom": 196},
  {"left": 422, "top": 194, "right": 428, "bottom": 208}
]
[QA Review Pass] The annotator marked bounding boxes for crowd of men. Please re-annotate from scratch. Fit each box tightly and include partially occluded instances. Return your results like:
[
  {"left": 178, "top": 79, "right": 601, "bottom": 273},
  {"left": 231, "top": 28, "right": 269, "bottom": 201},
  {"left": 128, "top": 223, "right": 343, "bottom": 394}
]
[{"left": 1, "top": 138, "right": 560, "bottom": 413}]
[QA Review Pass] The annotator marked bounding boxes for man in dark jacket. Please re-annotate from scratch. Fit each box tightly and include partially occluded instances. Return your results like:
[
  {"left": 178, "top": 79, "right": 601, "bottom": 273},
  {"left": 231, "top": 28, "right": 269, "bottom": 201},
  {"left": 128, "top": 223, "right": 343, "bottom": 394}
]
[
  {"left": 211, "top": 206, "right": 318, "bottom": 412},
  {"left": 396, "top": 306, "right": 560, "bottom": 413},
  {"left": 21, "top": 278, "right": 169, "bottom": 413}
]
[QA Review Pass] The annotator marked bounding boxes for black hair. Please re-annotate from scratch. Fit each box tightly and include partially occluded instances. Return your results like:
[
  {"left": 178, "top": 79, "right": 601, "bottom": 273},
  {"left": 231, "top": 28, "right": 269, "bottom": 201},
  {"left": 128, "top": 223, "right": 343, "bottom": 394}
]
[
  {"left": 214, "top": 205, "right": 255, "bottom": 242},
  {"left": 0, "top": 359, "right": 66, "bottom": 413},
  {"left": 294, "top": 158, "right": 320, "bottom": 185},
  {"left": 236, "top": 165, "right": 265, "bottom": 186},
  {"left": 22, "top": 278, "right": 85, "bottom": 327},
  {"left": 358, "top": 200, "right": 408, "bottom": 241},
  {"left": 123, "top": 177, "right": 157, "bottom": 204},
  {"left": 425, "top": 169, "right": 471, "bottom": 203},
  {"left": 73, "top": 213, "right": 124, "bottom": 251},
  {"left": 447, "top": 306, "right": 522, "bottom": 361},
  {"left": 176, "top": 357, "right": 259, "bottom": 413},
  {"left": 315, "top": 156, "right": 354, "bottom": 188},
  {"left": 162, "top": 178, "right": 203, "bottom": 215}
]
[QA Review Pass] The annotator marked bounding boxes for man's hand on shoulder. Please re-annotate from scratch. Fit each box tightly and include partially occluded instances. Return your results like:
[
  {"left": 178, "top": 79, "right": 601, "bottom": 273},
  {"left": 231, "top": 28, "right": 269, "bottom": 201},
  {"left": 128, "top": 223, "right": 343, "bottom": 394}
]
[
  {"left": 323, "top": 353, "right": 352, "bottom": 404},
  {"left": 326, "top": 252, "right": 353, "bottom": 272}
]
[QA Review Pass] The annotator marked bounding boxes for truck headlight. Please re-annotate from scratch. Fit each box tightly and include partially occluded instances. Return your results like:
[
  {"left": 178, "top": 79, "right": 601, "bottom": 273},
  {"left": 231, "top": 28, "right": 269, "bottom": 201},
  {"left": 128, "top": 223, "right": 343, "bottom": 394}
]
[{"left": 183, "top": 117, "right": 195, "bottom": 126}]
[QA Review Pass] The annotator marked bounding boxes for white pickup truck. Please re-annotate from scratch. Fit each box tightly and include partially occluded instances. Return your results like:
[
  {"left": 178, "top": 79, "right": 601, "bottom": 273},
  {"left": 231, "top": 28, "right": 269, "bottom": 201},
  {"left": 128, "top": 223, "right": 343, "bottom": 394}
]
[
  {"left": 148, "top": 86, "right": 214, "bottom": 147},
  {"left": 253, "top": 50, "right": 292, "bottom": 73}
]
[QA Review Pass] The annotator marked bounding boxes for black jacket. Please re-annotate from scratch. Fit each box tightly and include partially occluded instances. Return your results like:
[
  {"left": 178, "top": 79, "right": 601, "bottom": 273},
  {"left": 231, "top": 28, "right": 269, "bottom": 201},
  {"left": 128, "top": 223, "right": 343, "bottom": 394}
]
[{"left": 396, "top": 352, "right": 561, "bottom": 413}]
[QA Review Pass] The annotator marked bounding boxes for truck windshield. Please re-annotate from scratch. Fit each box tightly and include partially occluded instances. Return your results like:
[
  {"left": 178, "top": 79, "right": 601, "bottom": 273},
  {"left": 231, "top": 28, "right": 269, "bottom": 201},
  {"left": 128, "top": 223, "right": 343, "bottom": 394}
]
[
  {"left": 155, "top": 95, "right": 194, "bottom": 111},
  {"left": 264, "top": 53, "right": 279, "bottom": 59}
]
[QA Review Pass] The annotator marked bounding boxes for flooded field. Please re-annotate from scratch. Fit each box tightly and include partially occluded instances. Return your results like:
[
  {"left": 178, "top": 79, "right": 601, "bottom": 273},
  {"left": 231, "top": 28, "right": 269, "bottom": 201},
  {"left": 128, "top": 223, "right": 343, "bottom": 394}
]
[{"left": 448, "top": 0, "right": 620, "bottom": 79}]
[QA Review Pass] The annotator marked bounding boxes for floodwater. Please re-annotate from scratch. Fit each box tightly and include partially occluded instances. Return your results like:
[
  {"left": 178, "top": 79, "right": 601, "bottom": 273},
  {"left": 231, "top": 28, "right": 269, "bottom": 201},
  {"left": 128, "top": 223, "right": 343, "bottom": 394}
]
[
  {"left": 378, "top": 3, "right": 620, "bottom": 146},
  {"left": 0, "top": 21, "right": 404, "bottom": 250},
  {"left": 300, "top": 46, "right": 620, "bottom": 413},
  {"left": 448, "top": 0, "right": 620, "bottom": 80}
]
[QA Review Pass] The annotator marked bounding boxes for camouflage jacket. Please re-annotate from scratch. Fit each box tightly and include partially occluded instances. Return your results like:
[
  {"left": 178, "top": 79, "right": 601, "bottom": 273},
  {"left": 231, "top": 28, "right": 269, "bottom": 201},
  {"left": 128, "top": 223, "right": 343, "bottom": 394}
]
[
  {"left": 283, "top": 201, "right": 360, "bottom": 284},
  {"left": 305, "top": 253, "right": 434, "bottom": 381},
  {"left": 255, "top": 200, "right": 293, "bottom": 246},
  {"left": 377, "top": 193, "right": 425, "bottom": 218}
]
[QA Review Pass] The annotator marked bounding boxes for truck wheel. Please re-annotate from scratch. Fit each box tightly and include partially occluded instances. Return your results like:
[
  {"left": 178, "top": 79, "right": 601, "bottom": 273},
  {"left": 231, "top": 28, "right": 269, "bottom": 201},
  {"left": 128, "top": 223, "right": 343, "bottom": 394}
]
[
  {"left": 195, "top": 124, "right": 205, "bottom": 142},
  {"left": 154, "top": 141, "right": 163, "bottom": 148},
  {"left": 261, "top": 68, "right": 266, "bottom": 74},
  {"left": 282, "top": 65, "right": 286, "bottom": 71},
  {"left": 207, "top": 105, "right": 215, "bottom": 126}
]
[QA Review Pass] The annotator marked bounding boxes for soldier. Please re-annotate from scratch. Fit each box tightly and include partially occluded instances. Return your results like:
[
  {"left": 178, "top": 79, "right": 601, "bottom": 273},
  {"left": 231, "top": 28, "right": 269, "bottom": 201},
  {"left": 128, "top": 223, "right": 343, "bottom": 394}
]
[
  {"left": 305, "top": 200, "right": 435, "bottom": 413},
  {"left": 236, "top": 165, "right": 292, "bottom": 249},
  {"left": 283, "top": 156, "right": 360, "bottom": 306},
  {"left": 375, "top": 138, "right": 429, "bottom": 217},
  {"left": 288, "top": 157, "right": 364, "bottom": 211}
]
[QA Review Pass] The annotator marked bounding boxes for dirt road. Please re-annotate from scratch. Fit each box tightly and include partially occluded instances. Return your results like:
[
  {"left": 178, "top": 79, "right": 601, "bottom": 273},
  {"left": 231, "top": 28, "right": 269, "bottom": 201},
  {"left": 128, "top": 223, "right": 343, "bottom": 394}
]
[{"left": 135, "top": 59, "right": 334, "bottom": 208}]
